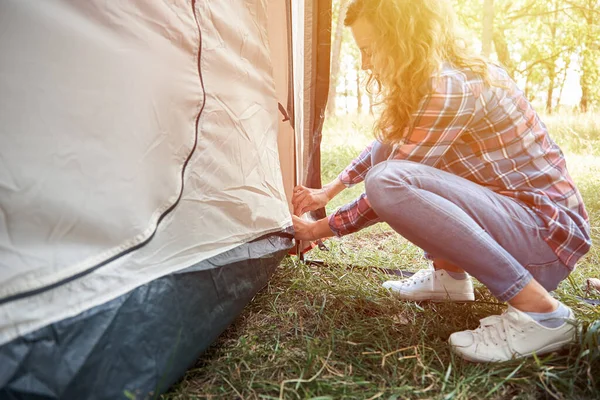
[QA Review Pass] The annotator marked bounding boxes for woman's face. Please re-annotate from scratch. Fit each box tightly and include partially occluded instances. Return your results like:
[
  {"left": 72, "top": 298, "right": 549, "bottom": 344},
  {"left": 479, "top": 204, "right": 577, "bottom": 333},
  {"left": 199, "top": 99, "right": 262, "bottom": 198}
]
[{"left": 350, "top": 16, "right": 377, "bottom": 72}]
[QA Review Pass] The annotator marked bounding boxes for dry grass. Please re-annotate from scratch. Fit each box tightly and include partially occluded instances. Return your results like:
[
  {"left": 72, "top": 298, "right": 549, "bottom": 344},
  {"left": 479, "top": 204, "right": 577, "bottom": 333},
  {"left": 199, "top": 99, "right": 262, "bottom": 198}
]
[{"left": 165, "top": 113, "right": 600, "bottom": 400}]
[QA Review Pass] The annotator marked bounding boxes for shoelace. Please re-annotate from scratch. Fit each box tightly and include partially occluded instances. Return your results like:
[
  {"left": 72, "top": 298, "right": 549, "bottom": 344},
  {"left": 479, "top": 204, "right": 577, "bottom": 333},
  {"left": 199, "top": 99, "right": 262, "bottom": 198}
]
[
  {"left": 472, "top": 310, "right": 522, "bottom": 350},
  {"left": 400, "top": 268, "right": 433, "bottom": 287}
]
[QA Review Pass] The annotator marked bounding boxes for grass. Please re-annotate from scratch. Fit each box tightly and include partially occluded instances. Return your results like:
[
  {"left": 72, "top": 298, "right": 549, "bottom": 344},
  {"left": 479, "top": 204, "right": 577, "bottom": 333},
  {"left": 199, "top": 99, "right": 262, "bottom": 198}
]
[{"left": 165, "top": 113, "right": 600, "bottom": 399}]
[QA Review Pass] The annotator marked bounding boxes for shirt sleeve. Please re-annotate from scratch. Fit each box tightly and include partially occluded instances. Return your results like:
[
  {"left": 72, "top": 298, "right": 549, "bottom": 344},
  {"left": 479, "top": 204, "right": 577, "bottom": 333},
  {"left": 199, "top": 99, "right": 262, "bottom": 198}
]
[
  {"left": 337, "top": 140, "right": 376, "bottom": 187},
  {"left": 328, "top": 192, "right": 381, "bottom": 237},
  {"left": 329, "top": 75, "right": 476, "bottom": 237}
]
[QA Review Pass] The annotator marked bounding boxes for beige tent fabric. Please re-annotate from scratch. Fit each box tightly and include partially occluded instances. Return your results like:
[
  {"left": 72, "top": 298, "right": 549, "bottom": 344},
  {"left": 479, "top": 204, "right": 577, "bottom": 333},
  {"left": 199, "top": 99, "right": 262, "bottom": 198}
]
[
  {"left": 0, "top": 0, "right": 201, "bottom": 301},
  {"left": 0, "top": 0, "right": 292, "bottom": 345},
  {"left": 268, "top": 0, "right": 296, "bottom": 214},
  {"left": 292, "top": 0, "right": 311, "bottom": 187}
]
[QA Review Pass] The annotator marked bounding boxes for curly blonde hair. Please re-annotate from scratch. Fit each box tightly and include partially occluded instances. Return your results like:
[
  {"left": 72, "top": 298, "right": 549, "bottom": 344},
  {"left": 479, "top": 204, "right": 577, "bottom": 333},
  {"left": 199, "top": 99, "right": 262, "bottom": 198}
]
[{"left": 345, "top": 0, "right": 492, "bottom": 144}]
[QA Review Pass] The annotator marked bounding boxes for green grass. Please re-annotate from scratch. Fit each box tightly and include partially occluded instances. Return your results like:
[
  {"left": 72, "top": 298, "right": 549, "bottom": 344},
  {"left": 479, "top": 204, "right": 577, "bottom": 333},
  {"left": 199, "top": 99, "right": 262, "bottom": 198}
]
[{"left": 165, "top": 113, "right": 600, "bottom": 399}]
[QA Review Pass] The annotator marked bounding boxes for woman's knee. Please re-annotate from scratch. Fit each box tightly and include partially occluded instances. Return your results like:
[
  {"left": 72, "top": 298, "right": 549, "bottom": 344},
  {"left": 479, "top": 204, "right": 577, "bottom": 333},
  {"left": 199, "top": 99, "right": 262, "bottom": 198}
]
[
  {"left": 365, "top": 162, "right": 392, "bottom": 202},
  {"left": 365, "top": 160, "right": 420, "bottom": 211}
]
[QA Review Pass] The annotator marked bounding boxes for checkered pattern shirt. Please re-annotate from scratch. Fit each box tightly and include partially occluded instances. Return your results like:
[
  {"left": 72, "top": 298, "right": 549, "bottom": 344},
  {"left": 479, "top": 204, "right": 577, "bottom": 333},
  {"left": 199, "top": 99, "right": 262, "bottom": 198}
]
[{"left": 329, "top": 64, "right": 591, "bottom": 269}]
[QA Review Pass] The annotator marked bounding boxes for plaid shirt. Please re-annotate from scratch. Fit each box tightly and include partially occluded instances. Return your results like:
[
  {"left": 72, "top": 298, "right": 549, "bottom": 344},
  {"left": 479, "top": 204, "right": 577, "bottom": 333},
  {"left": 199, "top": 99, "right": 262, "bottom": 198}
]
[{"left": 329, "top": 64, "right": 591, "bottom": 269}]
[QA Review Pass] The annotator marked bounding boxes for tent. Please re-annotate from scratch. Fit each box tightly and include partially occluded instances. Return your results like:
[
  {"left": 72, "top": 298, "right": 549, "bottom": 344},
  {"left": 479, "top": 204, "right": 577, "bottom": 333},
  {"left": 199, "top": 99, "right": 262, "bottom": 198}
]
[{"left": 0, "top": 1, "right": 331, "bottom": 398}]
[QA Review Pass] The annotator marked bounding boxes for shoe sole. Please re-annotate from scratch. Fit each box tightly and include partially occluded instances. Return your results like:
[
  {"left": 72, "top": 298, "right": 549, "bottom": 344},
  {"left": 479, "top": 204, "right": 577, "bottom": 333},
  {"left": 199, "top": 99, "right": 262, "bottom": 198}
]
[
  {"left": 450, "top": 337, "right": 575, "bottom": 363},
  {"left": 390, "top": 289, "right": 474, "bottom": 302}
]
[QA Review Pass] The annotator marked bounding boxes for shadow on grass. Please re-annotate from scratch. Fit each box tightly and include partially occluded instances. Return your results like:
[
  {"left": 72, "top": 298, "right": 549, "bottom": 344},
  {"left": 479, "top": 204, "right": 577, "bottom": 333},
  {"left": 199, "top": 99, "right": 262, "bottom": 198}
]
[{"left": 165, "top": 248, "right": 599, "bottom": 399}]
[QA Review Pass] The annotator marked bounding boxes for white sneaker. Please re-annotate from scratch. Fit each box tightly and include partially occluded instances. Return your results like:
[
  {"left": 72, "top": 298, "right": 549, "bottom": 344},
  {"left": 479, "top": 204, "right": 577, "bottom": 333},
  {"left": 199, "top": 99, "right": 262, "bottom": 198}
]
[
  {"left": 449, "top": 305, "right": 577, "bottom": 362},
  {"left": 382, "top": 267, "right": 475, "bottom": 302}
]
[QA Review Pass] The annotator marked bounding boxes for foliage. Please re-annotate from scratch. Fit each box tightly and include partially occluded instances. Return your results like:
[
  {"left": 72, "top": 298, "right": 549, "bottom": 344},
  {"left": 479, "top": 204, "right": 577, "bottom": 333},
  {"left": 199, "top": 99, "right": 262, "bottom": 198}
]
[{"left": 330, "top": 0, "right": 600, "bottom": 114}]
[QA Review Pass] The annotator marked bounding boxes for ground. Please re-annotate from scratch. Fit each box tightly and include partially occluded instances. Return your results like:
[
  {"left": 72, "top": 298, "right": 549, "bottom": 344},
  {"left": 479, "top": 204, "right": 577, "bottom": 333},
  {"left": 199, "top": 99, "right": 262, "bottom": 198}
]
[{"left": 165, "top": 113, "right": 600, "bottom": 399}]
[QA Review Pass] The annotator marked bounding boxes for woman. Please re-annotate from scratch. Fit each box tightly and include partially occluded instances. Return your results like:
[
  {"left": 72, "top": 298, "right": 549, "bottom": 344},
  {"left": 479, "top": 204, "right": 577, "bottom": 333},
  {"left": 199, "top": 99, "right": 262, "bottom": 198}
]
[{"left": 292, "top": 0, "right": 591, "bottom": 362}]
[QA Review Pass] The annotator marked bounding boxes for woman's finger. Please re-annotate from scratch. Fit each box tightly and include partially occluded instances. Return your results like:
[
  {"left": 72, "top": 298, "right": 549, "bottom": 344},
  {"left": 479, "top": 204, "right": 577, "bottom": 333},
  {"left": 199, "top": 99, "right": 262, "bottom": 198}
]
[
  {"left": 293, "top": 185, "right": 308, "bottom": 196},
  {"left": 294, "top": 198, "right": 309, "bottom": 216},
  {"left": 292, "top": 194, "right": 307, "bottom": 212},
  {"left": 297, "top": 198, "right": 315, "bottom": 215},
  {"left": 293, "top": 191, "right": 308, "bottom": 204},
  {"left": 293, "top": 194, "right": 309, "bottom": 207}
]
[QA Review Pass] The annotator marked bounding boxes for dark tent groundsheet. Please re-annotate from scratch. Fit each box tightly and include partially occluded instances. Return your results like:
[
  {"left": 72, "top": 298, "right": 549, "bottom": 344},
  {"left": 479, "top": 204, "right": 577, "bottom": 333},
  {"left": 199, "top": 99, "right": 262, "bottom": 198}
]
[{"left": 0, "top": 232, "right": 292, "bottom": 400}]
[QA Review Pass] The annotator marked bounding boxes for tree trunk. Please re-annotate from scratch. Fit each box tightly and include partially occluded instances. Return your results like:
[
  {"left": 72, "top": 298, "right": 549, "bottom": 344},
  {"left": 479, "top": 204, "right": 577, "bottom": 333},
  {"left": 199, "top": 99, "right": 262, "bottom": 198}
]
[
  {"left": 492, "top": 29, "right": 514, "bottom": 76},
  {"left": 580, "top": 55, "right": 591, "bottom": 113},
  {"left": 524, "top": 68, "right": 531, "bottom": 100},
  {"left": 326, "top": 0, "right": 350, "bottom": 116},
  {"left": 579, "top": 1, "right": 595, "bottom": 112},
  {"left": 556, "top": 57, "right": 571, "bottom": 111},
  {"left": 356, "top": 65, "right": 362, "bottom": 113},
  {"left": 546, "top": 69, "right": 556, "bottom": 115},
  {"left": 344, "top": 74, "right": 349, "bottom": 114},
  {"left": 545, "top": 0, "right": 559, "bottom": 114},
  {"left": 482, "top": 0, "right": 494, "bottom": 57}
]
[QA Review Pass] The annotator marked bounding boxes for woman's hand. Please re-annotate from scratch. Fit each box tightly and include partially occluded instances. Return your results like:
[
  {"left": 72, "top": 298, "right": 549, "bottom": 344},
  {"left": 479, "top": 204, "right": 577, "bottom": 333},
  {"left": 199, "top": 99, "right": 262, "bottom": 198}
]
[
  {"left": 292, "top": 216, "right": 335, "bottom": 241},
  {"left": 292, "top": 185, "right": 330, "bottom": 216},
  {"left": 292, "top": 215, "right": 317, "bottom": 241}
]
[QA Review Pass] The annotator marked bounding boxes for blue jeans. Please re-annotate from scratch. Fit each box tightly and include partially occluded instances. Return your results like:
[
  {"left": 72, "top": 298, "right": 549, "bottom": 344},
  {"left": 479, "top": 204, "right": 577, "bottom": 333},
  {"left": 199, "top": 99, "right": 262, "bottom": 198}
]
[{"left": 365, "top": 142, "right": 570, "bottom": 302}]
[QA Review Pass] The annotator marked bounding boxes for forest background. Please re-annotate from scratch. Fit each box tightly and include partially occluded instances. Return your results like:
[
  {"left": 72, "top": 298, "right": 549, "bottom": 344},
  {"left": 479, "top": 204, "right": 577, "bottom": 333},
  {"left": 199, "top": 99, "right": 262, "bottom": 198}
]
[{"left": 327, "top": 0, "right": 600, "bottom": 116}]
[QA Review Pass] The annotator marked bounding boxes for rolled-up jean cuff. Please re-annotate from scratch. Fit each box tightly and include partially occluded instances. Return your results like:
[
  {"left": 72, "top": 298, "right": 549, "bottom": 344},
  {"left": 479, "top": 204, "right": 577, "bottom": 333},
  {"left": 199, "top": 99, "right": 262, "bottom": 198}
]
[{"left": 495, "top": 271, "right": 534, "bottom": 302}]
